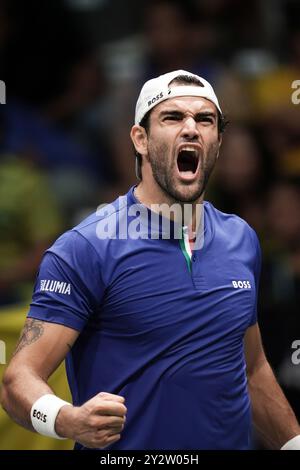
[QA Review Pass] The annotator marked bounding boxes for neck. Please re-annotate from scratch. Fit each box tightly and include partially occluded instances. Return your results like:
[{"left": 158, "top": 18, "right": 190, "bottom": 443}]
[{"left": 134, "top": 181, "right": 204, "bottom": 233}]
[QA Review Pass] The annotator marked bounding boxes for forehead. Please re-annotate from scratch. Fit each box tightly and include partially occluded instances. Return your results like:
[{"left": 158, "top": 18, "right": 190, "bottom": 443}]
[{"left": 152, "top": 95, "right": 218, "bottom": 117}]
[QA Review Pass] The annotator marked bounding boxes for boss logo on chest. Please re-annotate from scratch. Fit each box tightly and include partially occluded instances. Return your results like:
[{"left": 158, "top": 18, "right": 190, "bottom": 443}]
[{"left": 232, "top": 280, "right": 252, "bottom": 289}]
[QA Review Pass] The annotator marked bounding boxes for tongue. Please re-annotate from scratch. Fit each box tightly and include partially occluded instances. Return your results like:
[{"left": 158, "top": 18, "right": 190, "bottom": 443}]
[{"left": 179, "top": 170, "right": 195, "bottom": 178}]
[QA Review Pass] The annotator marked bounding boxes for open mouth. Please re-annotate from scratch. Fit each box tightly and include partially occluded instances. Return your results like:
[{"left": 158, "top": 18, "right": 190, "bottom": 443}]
[{"left": 177, "top": 146, "right": 199, "bottom": 175}]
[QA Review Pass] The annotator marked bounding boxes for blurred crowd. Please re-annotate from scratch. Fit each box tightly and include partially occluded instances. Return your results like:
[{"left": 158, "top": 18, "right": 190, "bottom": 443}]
[{"left": 0, "top": 0, "right": 299, "bottom": 442}]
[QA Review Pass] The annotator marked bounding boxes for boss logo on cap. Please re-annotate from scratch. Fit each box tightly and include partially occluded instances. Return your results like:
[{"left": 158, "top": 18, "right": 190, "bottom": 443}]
[
  {"left": 148, "top": 91, "right": 163, "bottom": 107},
  {"left": 33, "top": 409, "right": 47, "bottom": 423}
]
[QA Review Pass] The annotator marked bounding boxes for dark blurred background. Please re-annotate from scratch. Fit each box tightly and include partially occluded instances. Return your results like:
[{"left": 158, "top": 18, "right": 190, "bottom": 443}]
[{"left": 0, "top": 0, "right": 299, "bottom": 448}]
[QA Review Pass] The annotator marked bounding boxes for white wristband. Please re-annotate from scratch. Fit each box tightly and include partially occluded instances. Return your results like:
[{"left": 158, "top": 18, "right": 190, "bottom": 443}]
[
  {"left": 30, "top": 394, "right": 71, "bottom": 439},
  {"left": 281, "top": 435, "right": 300, "bottom": 450}
]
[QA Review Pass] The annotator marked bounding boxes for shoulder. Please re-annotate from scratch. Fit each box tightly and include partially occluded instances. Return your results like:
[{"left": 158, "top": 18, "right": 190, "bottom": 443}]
[
  {"left": 204, "top": 201, "right": 260, "bottom": 251},
  {"left": 47, "top": 194, "right": 129, "bottom": 262},
  {"left": 76, "top": 194, "right": 129, "bottom": 232},
  {"left": 205, "top": 200, "right": 255, "bottom": 232}
]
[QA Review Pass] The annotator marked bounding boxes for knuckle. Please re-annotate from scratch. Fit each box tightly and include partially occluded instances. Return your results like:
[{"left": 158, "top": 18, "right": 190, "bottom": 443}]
[
  {"left": 91, "top": 418, "right": 102, "bottom": 429},
  {"left": 88, "top": 415, "right": 97, "bottom": 426},
  {"left": 89, "top": 413, "right": 103, "bottom": 426},
  {"left": 95, "top": 403, "right": 105, "bottom": 414}
]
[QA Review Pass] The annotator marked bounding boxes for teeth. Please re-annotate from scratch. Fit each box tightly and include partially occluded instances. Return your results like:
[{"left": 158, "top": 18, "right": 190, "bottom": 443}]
[{"left": 180, "top": 146, "right": 197, "bottom": 152}]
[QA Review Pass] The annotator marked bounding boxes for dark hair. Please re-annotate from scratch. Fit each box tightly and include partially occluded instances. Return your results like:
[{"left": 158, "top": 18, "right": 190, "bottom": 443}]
[{"left": 134, "top": 74, "right": 228, "bottom": 180}]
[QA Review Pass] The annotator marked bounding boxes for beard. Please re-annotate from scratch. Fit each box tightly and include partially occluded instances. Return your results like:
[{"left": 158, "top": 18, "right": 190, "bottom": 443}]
[{"left": 147, "top": 140, "right": 219, "bottom": 203}]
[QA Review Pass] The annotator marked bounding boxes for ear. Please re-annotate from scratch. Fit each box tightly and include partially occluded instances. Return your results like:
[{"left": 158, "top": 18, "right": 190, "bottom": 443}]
[{"left": 130, "top": 125, "right": 148, "bottom": 156}]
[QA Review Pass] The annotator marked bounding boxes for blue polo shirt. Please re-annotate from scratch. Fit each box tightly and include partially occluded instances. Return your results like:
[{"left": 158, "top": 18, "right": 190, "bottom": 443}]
[{"left": 28, "top": 186, "right": 261, "bottom": 450}]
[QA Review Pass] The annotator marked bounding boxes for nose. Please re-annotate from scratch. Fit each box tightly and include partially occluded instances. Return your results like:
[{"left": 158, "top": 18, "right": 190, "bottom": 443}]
[{"left": 180, "top": 117, "right": 199, "bottom": 140}]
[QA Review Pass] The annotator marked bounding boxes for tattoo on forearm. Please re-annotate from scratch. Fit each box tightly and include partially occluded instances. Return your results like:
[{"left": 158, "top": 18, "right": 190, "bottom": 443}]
[{"left": 13, "top": 319, "right": 44, "bottom": 356}]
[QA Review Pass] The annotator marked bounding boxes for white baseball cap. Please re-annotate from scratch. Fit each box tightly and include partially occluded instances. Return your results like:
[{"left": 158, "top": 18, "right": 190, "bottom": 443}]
[{"left": 134, "top": 69, "right": 222, "bottom": 125}]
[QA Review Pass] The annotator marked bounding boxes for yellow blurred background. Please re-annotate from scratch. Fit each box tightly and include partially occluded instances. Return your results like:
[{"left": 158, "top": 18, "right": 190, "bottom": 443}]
[{"left": 0, "top": 305, "right": 72, "bottom": 450}]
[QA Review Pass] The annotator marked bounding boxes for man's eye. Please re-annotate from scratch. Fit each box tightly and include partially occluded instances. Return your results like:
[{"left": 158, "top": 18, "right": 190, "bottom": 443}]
[
  {"left": 164, "top": 115, "right": 181, "bottom": 121},
  {"left": 198, "top": 117, "right": 214, "bottom": 124}
]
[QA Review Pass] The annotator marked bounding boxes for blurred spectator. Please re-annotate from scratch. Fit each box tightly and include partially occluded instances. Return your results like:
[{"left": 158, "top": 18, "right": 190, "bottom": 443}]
[
  {"left": 0, "top": 154, "right": 63, "bottom": 306},
  {"left": 141, "top": 0, "right": 218, "bottom": 80},
  {"left": 194, "top": 0, "right": 266, "bottom": 54},
  {"left": 250, "top": 28, "right": 300, "bottom": 179},
  {"left": 208, "top": 125, "right": 270, "bottom": 235},
  {"left": 259, "top": 180, "right": 300, "bottom": 420},
  {"left": 0, "top": 0, "right": 114, "bottom": 223}
]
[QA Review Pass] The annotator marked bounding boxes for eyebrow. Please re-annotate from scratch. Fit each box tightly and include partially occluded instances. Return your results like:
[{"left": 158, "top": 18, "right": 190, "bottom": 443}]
[{"left": 158, "top": 110, "right": 217, "bottom": 119}]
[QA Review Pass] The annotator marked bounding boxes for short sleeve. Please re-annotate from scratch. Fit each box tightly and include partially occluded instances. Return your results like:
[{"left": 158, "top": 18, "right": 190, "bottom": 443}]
[
  {"left": 249, "top": 228, "right": 262, "bottom": 326},
  {"left": 28, "top": 230, "right": 105, "bottom": 331}
]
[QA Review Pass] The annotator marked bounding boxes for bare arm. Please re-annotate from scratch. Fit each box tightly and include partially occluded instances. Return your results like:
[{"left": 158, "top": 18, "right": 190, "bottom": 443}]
[
  {"left": 245, "top": 323, "right": 300, "bottom": 449},
  {"left": 1, "top": 318, "right": 78, "bottom": 431},
  {"left": 1, "top": 318, "right": 127, "bottom": 448}
]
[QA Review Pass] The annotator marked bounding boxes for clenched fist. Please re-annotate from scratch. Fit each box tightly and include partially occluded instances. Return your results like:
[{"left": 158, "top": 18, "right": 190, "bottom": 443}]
[{"left": 55, "top": 392, "right": 127, "bottom": 448}]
